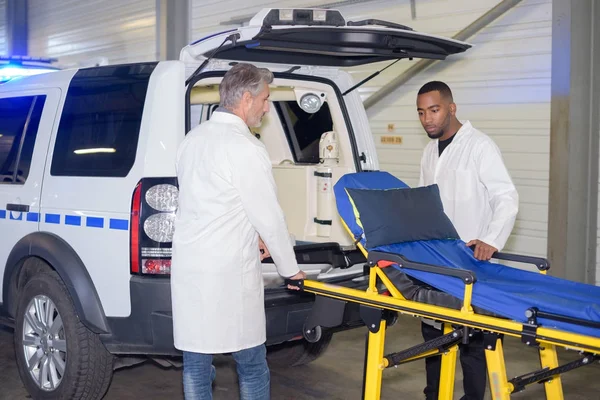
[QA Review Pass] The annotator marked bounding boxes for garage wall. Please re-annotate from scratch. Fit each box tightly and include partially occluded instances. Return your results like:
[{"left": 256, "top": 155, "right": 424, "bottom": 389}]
[
  {"left": 597, "top": 141, "right": 600, "bottom": 284},
  {"left": 28, "top": 0, "right": 157, "bottom": 68},
  {"left": 0, "top": 0, "right": 6, "bottom": 56}
]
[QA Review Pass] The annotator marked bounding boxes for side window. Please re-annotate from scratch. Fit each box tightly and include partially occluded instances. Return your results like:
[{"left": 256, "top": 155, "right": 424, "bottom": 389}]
[
  {"left": 274, "top": 101, "right": 333, "bottom": 164},
  {"left": 0, "top": 95, "right": 46, "bottom": 184},
  {"left": 50, "top": 62, "right": 158, "bottom": 177}
]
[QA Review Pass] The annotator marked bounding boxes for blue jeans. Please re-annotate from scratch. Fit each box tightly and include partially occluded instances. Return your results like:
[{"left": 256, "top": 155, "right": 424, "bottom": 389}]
[{"left": 183, "top": 344, "right": 270, "bottom": 400}]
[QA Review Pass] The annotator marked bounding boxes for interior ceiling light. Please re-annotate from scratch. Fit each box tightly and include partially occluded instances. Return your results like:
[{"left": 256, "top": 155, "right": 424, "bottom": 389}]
[{"left": 299, "top": 93, "right": 322, "bottom": 114}]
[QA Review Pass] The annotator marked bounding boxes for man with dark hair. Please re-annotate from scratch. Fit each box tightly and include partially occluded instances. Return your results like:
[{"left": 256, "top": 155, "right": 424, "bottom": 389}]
[
  {"left": 418, "top": 80, "right": 454, "bottom": 102},
  {"left": 416, "top": 80, "right": 519, "bottom": 400},
  {"left": 172, "top": 62, "right": 306, "bottom": 399}
]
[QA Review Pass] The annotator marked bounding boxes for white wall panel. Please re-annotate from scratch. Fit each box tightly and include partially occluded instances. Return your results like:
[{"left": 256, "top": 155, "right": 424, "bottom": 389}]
[
  {"left": 28, "top": 0, "right": 156, "bottom": 68},
  {"left": 597, "top": 142, "right": 600, "bottom": 284},
  {"left": 0, "top": 0, "right": 6, "bottom": 56}
]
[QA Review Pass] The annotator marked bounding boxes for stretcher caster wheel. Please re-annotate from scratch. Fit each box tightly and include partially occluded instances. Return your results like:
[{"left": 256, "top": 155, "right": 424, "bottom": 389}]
[
  {"left": 303, "top": 325, "right": 322, "bottom": 343},
  {"left": 384, "top": 310, "right": 398, "bottom": 327}
]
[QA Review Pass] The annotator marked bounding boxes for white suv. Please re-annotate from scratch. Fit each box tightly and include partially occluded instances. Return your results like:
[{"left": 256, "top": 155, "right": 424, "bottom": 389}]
[{"left": 0, "top": 8, "right": 469, "bottom": 399}]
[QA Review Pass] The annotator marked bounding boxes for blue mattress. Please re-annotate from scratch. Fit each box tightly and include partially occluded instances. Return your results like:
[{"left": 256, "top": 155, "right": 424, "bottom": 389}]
[{"left": 333, "top": 171, "right": 600, "bottom": 338}]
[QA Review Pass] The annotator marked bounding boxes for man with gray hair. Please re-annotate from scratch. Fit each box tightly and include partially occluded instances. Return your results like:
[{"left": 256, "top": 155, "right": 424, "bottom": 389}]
[{"left": 172, "top": 62, "right": 306, "bottom": 399}]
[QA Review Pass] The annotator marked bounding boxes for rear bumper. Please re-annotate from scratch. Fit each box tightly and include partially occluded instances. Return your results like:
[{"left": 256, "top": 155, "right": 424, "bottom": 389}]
[{"left": 100, "top": 274, "right": 367, "bottom": 356}]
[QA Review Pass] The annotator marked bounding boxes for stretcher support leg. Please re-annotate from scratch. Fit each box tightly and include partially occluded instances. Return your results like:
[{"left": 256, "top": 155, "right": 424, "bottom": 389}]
[
  {"left": 437, "top": 323, "right": 458, "bottom": 400},
  {"left": 485, "top": 336, "right": 512, "bottom": 400},
  {"left": 538, "top": 345, "right": 563, "bottom": 400},
  {"left": 362, "top": 319, "right": 387, "bottom": 400}
]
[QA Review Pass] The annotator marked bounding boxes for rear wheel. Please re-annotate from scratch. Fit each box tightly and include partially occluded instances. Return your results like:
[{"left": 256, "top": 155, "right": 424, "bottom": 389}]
[
  {"left": 14, "top": 269, "right": 114, "bottom": 400},
  {"left": 267, "top": 331, "right": 333, "bottom": 368}
]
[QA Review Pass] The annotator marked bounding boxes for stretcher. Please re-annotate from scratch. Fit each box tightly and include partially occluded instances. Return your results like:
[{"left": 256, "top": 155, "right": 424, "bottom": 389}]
[{"left": 286, "top": 171, "right": 600, "bottom": 400}]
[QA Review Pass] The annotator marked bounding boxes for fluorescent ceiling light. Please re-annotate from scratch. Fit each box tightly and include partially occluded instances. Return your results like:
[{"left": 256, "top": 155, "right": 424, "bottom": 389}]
[{"left": 74, "top": 148, "right": 116, "bottom": 155}]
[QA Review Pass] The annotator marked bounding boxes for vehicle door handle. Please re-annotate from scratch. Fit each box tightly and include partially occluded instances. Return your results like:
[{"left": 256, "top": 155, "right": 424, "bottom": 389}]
[{"left": 6, "top": 203, "right": 29, "bottom": 212}]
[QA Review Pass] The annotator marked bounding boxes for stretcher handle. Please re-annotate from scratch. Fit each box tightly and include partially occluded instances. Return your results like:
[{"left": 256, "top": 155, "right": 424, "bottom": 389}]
[
  {"left": 367, "top": 250, "right": 477, "bottom": 284},
  {"left": 284, "top": 278, "right": 304, "bottom": 290},
  {"left": 490, "top": 251, "right": 550, "bottom": 271}
]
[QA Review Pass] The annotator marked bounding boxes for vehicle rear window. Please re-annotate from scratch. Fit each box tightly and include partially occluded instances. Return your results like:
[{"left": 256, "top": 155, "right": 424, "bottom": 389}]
[
  {"left": 0, "top": 95, "right": 46, "bottom": 184},
  {"left": 274, "top": 101, "right": 333, "bottom": 164},
  {"left": 50, "top": 62, "right": 157, "bottom": 177}
]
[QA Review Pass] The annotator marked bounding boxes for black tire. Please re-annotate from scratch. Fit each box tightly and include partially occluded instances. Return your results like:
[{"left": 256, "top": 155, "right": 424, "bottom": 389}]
[
  {"left": 267, "top": 332, "right": 333, "bottom": 368},
  {"left": 14, "top": 269, "right": 114, "bottom": 400}
]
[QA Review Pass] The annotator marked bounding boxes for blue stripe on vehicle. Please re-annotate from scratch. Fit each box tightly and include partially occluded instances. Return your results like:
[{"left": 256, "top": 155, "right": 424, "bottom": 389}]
[
  {"left": 86, "top": 216, "right": 104, "bottom": 228},
  {"left": 65, "top": 215, "right": 81, "bottom": 226},
  {"left": 45, "top": 214, "right": 61, "bottom": 224},
  {"left": 109, "top": 218, "right": 128, "bottom": 230},
  {"left": 26, "top": 212, "right": 39, "bottom": 222},
  {"left": 0, "top": 212, "right": 131, "bottom": 229},
  {"left": 9, "top": 212, "right": 22, "bottom": 221}
]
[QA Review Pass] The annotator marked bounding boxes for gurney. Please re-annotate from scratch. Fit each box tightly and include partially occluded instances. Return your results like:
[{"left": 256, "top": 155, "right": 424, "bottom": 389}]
[{"left": 286, "top": 171, "right": 600, "bottom": 400}]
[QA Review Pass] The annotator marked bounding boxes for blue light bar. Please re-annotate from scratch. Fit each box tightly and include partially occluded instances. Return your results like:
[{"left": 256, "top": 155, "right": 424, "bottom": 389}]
[
  {"left": 0, "top": 56, "right": 61, "bottom": 83},
  {"left": 0, "top": 66, "right": 57, "bottom": 79},
  {"left": 0, "top": 55, "right": 58, "bottom": 64}
]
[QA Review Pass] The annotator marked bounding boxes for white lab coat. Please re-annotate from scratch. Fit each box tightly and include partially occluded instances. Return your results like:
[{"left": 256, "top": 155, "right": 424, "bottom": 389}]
[
  {"left": 171, "top": 110, "right": 300, "bottom": 354},
  {"left": 418, "top": 121, "right": 518, "bottom": 251}
]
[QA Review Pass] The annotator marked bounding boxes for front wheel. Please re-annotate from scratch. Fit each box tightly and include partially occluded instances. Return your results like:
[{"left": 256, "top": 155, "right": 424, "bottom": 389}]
[{"left": 14, "top": 269, "right": 114, "bottom": 399}]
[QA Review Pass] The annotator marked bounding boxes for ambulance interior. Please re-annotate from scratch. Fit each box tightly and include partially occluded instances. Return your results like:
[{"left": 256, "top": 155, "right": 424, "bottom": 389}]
[{"left": 189, "top": 77, "right": 363, "bottom": 284}]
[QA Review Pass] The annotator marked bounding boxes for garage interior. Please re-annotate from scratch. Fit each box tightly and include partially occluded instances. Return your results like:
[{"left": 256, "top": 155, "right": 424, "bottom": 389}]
[{"left": 1, "top": 0, "right": 599, "bottom": 399}]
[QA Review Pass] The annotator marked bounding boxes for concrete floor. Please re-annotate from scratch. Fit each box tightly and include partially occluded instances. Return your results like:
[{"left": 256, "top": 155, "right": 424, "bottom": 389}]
[{"left": 1, "top": 314, "right": 599, "bottom": 399}]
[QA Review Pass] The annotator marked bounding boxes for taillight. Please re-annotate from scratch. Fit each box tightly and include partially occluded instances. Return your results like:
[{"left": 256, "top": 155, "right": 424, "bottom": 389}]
[
  {"left": 130, "top": 182, "right": 142, "bottom": 273},
  {"left": 143, "top": 259, "right": 172, "bottom": 274},
  {"left": 130, "top": 177, "right": 178, "bottom": 276}
]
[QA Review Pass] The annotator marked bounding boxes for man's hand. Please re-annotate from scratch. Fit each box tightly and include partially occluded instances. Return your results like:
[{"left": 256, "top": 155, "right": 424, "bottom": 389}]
[
  {"left": 286, "top": 270, "right": 307, "bottom": 290},
  {"left": 259, "top": 237, "right": 270, "bottom": 261},
  {"left": 466, "top": 239, "right": 497, "bottom": 261}
]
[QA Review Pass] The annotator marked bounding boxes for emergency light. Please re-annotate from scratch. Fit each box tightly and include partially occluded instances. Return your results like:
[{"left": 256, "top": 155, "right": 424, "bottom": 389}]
[
  {"left": 0, "top": 56, "right": 60, "bottom": 83},
  {"left": 251, "top": 8, "right": 346, "bottom": 27}
]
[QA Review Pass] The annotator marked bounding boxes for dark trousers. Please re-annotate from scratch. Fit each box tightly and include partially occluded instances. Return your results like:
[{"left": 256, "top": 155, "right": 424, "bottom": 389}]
[{"left": 421, "top": 321, "right": 487, "bottom": 400}]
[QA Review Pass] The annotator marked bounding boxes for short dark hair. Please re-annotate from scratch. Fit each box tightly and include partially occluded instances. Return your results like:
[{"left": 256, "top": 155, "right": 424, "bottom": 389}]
[{"left": 418, "top": 81, "right": 453, "bottom": 101}]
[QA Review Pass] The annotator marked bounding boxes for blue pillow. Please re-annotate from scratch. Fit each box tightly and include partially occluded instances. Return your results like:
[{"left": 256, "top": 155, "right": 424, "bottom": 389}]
[{"left": 346, "top": 184, "right": 460, "bottom": 248}]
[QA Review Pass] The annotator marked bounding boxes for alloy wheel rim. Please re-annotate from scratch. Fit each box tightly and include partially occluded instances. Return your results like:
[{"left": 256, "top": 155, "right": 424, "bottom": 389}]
[{"left": 22, "top": 295, "right": 67, "bottom": 391}]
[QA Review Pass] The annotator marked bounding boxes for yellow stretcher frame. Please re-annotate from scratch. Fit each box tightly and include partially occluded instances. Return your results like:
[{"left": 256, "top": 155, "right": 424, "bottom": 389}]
[{"left": 291, "top": 225, "right": 600, "bottom": 400}]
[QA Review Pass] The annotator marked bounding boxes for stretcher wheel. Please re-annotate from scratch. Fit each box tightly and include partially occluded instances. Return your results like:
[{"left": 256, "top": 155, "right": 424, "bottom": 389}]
[
  {"left": 303, "top": 325, "right": 322, "bottom": 343},
  {"left": 384, "top": 310, "right": 398, "bottom": 327}
]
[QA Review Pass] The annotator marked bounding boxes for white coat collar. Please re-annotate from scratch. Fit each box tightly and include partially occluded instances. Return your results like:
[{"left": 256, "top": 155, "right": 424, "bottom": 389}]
[
  {"left": 449, "top": 120, "right": 473, "bottom": 143},
  {"left": 210, "top": 109, "right": 249, "bottom": 129}
]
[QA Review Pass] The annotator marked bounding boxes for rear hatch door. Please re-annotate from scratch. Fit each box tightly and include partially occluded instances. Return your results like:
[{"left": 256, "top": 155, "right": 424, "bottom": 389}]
[{"left": 181, "top": 8, "right": 471, "bottom": 67}]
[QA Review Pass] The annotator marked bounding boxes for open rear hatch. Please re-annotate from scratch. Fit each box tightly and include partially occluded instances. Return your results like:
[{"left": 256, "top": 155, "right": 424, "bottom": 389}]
[
  {"left": 181, "top": 8, "right": 471, "bottom": 67},
  {"left": 181, "top": 8, "right": 471, "bottom": 289},
  {"left": 181, "top": 9, "right": 470, "bottom": 342}
]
